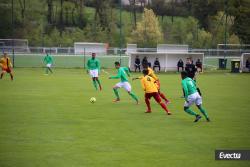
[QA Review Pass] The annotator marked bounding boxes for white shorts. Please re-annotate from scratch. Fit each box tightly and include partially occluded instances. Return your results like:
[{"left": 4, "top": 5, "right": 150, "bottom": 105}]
[
  {"left": 184, "top": 92, "right": 202, "bottom": 107},
  {"left": 115, "top": 82, "right": 131, "bottom": 92},
  {"left": 89, "top": 69, "right": 99, "bottom": 78},
  {"left": 46, "top": 63, "right": 52, "bottom": 68}
]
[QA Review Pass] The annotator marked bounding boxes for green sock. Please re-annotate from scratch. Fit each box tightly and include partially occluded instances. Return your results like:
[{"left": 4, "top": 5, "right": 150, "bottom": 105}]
[
  {"left": 199, "top": 106, "right": 209, "bottom": 119},
  {"left": 184, "top": 108, "right": 198, "bottom": 116},
  {"left": 92, "top": 80, "right": 97, "bottom": 90},
  {"left": 96, "top": 79, "right": 102, "bottom": 88},
  {"left": 113, "top": 88, "right": 120, "bottom": 99},
  {"left": 45, "top": 68, "right": 48, "bottom": 74},
  {"left": 129, "top": 92, "right": 138, "bottom": 102}
]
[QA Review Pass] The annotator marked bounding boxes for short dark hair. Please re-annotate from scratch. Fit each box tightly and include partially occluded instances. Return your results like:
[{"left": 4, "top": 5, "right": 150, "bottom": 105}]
[
  {"left": 114, "top": 61, "right": 120, "bottom": 66},
  {"left": 143, "top": 69, "right": 149, "bottom": 75},
  {"left": 181, "top": 71, "right": 188, "bottom": 78}
]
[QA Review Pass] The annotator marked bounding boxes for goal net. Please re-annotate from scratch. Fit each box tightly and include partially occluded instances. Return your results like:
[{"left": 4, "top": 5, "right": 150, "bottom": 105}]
[
  {"left": 74, "top": 42, "right": 108, "bottom": 55},
  {"left": 0, "top": 39, "right": 29, "bottom": 53},
  {"left": 157, "top": 44, "right": 189, "bottom": 53}
]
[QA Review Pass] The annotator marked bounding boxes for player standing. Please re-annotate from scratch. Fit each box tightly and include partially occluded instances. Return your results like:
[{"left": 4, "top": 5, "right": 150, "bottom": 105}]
[
  {"left": 109, "top": 61, "right": 139, "bottom": 104},
  {"left": 181, "top": 71, "right": 210, "bottom": 122},
  {"left": 141, "top": 69, "right": 171, "bottom": 114},
  {"left": 0, "top": 53, "right": 14, "bottom": 80},
  {"left": 87, "top": 53, "right": 102, "bottom": 91},
  {"left": 43, "top": 53, "right": 53, "bottom": 75}
]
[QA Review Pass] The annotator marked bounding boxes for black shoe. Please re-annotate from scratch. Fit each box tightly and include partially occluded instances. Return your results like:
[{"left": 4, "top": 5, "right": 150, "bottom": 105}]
[
  {"left": 194, "top": 115, "right": 202, "bottom": 122},
  {"left": 206, "top": 118, "right": 211, "bottom": 122}
]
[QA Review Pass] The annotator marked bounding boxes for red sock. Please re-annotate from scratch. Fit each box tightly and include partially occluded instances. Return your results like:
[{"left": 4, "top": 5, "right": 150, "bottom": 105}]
[
  {"left": 159, "top": 92, "right": 169, "bottom": 102},
  {"left": 160, "top": 102, "right": 170, "bottom": 113},
  {"left": 145, "top": 98, "right": 151, "bottom": 111}
]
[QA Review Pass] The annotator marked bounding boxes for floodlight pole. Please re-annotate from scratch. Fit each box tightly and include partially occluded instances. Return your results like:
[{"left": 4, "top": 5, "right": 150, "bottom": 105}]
[
  {"left": 224, "top": 0, "right": 228, "bottom": 60},
  {"left": 11, "top": 0, "right": 15, "bottom": 68},
  {"left": 119, "top": 0, "right": 122, "bottom": 64}
]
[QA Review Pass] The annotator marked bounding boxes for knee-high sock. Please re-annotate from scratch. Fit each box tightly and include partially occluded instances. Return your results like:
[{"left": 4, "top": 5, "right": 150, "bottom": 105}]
[
  {"left": 92, "top": 79, "right": 98, "bottom": 90},
  {"left": 96, "top": 78, "right": 102, "bottom": 89},
  {"left": 199, "top": 106, "right": 209, "bottom": 119},
  {"left": 129, "top": 92, "right": 138, "bottom": 102},
  {"left": 159, "top": 102, "right": 170, "bottom": 113},
  {"left": 184, "top": 107, "right": 198, "bottom": 116},
  {"left": 0, "top": 72, "right": 3, "bottom": 79},
  {"left": 113, "top": 88, "right": 120, "bottom": 99},
  {"left": 45, "top": 68, "right": 49, "bottom": 74},
  {"left": 159, "top": 92, "right": 169, "bottom": 102},
  {"left": 48, "top": 67, "right": 53, "bottom": 73},
  {"left": 145, "top": 98, "right": 151, "bottom": 111}
]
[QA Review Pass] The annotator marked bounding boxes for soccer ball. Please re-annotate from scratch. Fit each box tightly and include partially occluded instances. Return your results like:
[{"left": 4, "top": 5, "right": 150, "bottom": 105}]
[{"left": 90, "top": 97, "right": 96, "bottom": 103}]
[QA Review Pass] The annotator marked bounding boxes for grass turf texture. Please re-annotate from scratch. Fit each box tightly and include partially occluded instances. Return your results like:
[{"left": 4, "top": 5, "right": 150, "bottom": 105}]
[{"left": 0, "top": 68, "right": 249, "bottom": 167}]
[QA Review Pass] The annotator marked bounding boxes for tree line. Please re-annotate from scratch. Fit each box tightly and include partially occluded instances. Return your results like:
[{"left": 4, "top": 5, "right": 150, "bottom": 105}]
[{"left": 0, "top": 0, "right": 249, "bottom": 48}]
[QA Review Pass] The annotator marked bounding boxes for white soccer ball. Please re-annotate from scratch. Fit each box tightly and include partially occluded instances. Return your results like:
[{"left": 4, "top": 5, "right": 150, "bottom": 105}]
[{"left": 90, "top": 97, "right": 96, "bottom": 103}]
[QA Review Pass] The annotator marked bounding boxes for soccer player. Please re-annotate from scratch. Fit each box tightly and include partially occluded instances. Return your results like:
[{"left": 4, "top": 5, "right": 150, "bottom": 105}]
[
  {"left": 133, "top": 63, "right": 170, "bottom": 105},
  {"left": 141, "top": 69, "right": 171, "bottom": 115},
  {"left": 109, "top": 61, "right": 139, "bottom": 104},
  {"left": 0, "top": 53, "right": 14, "bottom": 80},
  {"left": 87, "top": 53, "right": 102, "bottom": 91},
  {"left": 181, "top": 71, "right": 210, "bottom": 122},
  {"left": 43, "top": 52, "right": 53, "bottom": 75},
  {"left": 185, "top": 57, "right": 202, "bottom": 96}
]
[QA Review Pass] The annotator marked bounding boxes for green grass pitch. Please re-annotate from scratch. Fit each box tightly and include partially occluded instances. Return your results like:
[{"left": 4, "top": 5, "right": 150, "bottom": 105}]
[{"left": 0, "top": 68, "right": 249, "bottom": 167}]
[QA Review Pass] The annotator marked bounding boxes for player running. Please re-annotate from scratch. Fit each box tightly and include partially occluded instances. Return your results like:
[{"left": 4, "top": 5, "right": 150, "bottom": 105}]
[
  {"left": 87, "top": 53, "right": 102, "bottom": 91},
  {"left": 43, "top": 53, "right": 53, "bottom": 75},
  {"left": 133, "top": 63, "right": 170, "bottom": 105},
  {"left": 0, "top": 53, "right": 14, "bottom": 80},
  {"left": 141, "top": 69, "right": 171, "bottom": 115},
  {"left": 181, "top": 71, "right": 210, "bottom": 122},
  {"left": 109, "top": 61, "right": 139, "bottom": 104}
]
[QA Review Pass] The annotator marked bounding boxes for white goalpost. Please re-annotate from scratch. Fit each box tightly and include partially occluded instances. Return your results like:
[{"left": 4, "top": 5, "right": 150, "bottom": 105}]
[
  {"left": 0, "top": 39, "right": 29, "bottom": 53},
  {"left": 74, "top": 42, "right": 108, "bottom": 55}
]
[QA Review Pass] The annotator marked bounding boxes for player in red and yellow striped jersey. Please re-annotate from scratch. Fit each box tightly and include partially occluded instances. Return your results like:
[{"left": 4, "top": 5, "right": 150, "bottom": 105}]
[
  {"left": 141, "top": 69, "right": 171, "bottom": 114},
  {"left": 0, "top": 53, "right": 14, "bottom": 80}
]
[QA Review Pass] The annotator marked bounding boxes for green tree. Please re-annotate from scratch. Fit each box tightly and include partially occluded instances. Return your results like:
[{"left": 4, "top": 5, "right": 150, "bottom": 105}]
[
  {"left": 231, "top": 0, "right": 250, "bottom": 43},
  {"left": 130, "top": 8, "right": 163, "bottom": 47}
]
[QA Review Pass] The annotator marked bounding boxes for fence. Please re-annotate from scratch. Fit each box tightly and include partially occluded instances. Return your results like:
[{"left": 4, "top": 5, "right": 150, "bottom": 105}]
[{"left": 3, "top": 47, "right": 250, "bottom": 69}]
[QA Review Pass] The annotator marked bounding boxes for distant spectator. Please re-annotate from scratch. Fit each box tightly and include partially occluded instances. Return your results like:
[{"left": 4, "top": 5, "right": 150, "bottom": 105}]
[
  {"left": 177, "top": 59, "right": 184, "bottom": 72},
  {"left": 142, "top": 56, "right": 148, "bottom": 66},
  {"left": 195, "top": 59, "right": 203, "bottom": 73},
  {"left": 185, "top": 58, "right": 197, "bottom": 79},
  {"left": 153, "top": 58, "right": 161, "bottom": 72},
  {"left": 134, "top": 55, "right": 141, "bottom": 72},
  {"left": 142, "top": 56, "right": 151, "bottom": 68},
  {"left": 246, "top": 58, "right": 250, "bottom": 71}
]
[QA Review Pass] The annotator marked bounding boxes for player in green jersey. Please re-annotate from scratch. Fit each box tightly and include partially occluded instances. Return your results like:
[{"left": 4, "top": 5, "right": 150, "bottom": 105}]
[
  {"left": 109, "top": 62, "right": 139, "bottom": 104},
  {"left": 87, "top": 53, "right": 102, "bottom": 91},
  {"left": 43, "top": 53, "right": 53, "bottom": 75},
  {"left": 181, "top": 71, "right": 210, "bottom": 122}
]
